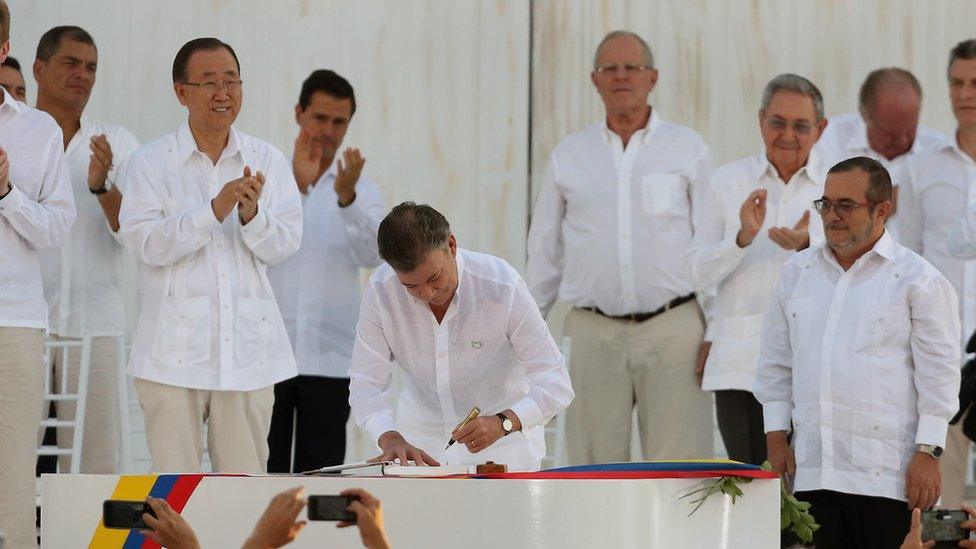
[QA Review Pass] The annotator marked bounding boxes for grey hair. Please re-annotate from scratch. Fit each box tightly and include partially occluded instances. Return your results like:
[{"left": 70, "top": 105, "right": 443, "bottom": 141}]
[
  {"left": 377, "top": 202, "right": 451, "bottom": 272},
  {"left": 759, "top": 73, "right": 825, "bottom": 121},
  {"left": 593, "top": 30, "right": 654, "bottom": 70},
  {"left": 949, "top": 39, "right": 976, "bottom": 75}
]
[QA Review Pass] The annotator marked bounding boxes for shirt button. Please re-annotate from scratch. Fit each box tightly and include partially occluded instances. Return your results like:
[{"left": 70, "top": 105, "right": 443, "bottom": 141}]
[
  {"left": 225, "top": 337, "right": 230, "bottom": 342},
  {"left": 873, "top": 425, "right": 879, "bottom": 431}
]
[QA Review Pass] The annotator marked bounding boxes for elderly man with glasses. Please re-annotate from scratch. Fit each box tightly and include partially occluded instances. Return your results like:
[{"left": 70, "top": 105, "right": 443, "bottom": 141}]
[
  {"left": 119, "top": 37, "right": 302, "bottom": 473},
  {"left": 527, "top": 30, "right": 713, "bottom": 465},
  {"left": 688, "top": 73, "right": 828, "bottom": 466},
  {"left": 756, "top": 156, "right": 960, "bottom": 547}
]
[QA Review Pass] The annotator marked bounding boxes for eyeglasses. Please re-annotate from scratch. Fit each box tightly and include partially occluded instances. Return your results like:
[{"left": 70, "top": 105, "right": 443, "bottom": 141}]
[
  {"left": 812, "top": 198, "right": 879, "bottom": 217},
  {"left": 182, "top": 79, "right": 244, "bottom": 94},
  {"left": 765, "top": 117, "right": 815, "bottom": 135},
  {"left": 594, "top": 63, "right": 652, "bottom": 76}
]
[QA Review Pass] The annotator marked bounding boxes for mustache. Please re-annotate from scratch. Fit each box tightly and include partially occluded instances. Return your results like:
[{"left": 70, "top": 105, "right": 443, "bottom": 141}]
[{"left": 827, "top": 222, "right": 849, "bottom": 230}]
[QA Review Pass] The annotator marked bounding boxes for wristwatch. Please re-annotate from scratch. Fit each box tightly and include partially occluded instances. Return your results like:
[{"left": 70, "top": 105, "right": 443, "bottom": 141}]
[
  {"left": 917, "top": 443, "right": 944, "bottom": 460},
  {"left": 89, "top": 181, "right": 109, "bottom": 195},
  {"left": 495, "top": 413, "right": 514, "bottom": 436}
]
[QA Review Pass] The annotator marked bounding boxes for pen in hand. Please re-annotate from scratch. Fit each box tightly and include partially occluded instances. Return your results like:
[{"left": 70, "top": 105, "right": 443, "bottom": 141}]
[{"left": 445, "top": 406, "right": 481, "bottom": 450}]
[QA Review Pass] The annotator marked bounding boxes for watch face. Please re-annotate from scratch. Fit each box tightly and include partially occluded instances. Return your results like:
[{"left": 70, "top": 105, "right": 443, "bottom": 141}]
[
  {"left": 502, "top": 418, "right": 513, "bottom": 432},
  {"left": 933, "top": 446, "right": 944, "bottom": 458}
]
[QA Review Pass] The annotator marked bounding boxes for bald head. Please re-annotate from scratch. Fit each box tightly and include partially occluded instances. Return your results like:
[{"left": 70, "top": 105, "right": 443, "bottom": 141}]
[{"left": 859, "top": 68, "right": 923, "bottom": 160}]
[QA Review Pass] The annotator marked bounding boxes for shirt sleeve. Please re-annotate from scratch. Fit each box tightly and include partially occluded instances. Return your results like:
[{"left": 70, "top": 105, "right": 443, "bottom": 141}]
[
  {"left": 754, "top": 266, "right": 795, "bottom": 433},
  {"left": 909, "top": 273, "right": 962, "bottom": 447},
  {"left": 525, "top": 155, "right": 565, "bottom": 317},
  {"left": 239, "top": 150, "right": 303, "bottom": 266},
  {"left": 118, "top": 152, "right": 220, "bottom": 267},
  {"left": 947, "top": 202, "right": 976, "bottom": 260},
  {"left": 505, "top": 277, "right": 575, "bottom": 432},
  {"left": 337, "top": 178, "right": 384, "bottom": 269},
  {"left": 348, "top": 281, "right": 398, "bottom": 444},
  {"left": 688, "top": 169, "right": 748, "bottom": 292},
  {"left": 0, "top": 128, "right": 76, "bottom": 250}
]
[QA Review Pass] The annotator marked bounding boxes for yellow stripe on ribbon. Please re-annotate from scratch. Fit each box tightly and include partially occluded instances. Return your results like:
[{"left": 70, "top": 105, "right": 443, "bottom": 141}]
[{"left": 88, "top": 475, "right": 157, "bottom": 549}]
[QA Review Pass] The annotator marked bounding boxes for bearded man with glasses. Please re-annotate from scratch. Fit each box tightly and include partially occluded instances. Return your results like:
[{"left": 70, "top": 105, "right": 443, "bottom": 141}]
[
  {"left": 756, "top": 156, "right": 961, "bottom": 547},
  {"left": 119, "top": 37, "right": 303, "bottom": 473},
  {"left": 527, "top": 30, "right": 713, "bottom": 465},
  {"left": 688, "top": 73, "right": 828, "bottom": 466}
]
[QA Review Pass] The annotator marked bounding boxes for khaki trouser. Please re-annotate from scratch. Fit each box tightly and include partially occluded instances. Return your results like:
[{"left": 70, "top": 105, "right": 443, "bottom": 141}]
[
  {"left": 134, "top": 378, "right": 274, "bottom": 473},
  {"left": 0, "top": 327, "right": 45, "bottom": 549},
  {"left": 564, "top": 301, "right": 714, "bottom": 465},
  {"left": 941, "top": 420, "right": 970, "bottom": 507},
  {"left": 46, "top": 335, "right": 120, "bottom": 473}
]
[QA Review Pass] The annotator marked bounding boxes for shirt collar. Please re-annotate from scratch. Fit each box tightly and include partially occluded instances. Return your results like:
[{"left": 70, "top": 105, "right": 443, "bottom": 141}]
[
  {"left": 821, "top": 227, "right": 899, "bottom": 267},
  {"left": 176, "top": 121, "right": 243, "bottom": 164},
  {"left": 452, "top": 248, "right": 466, "bottom": 299},
  {"left": 754, "top": 147, "right": 827, "bottom": 186},
  {"left": 600, "top": 107, "right": 660, "bottom": 148}
]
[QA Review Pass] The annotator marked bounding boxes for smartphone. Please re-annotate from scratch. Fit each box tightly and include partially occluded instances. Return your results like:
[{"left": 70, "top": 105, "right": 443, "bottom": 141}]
[
  {"left": 307, "top": 495, "right": 358, "bottom": 522},
  {"left": 922, "top": 509, "right": 968, "bottom": 542},
  {"left": 102, "top": 500, "right": 156, "bottom": 530}
]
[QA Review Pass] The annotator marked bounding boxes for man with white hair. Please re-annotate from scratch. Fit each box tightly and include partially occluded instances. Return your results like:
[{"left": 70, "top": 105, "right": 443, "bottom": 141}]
[
  {"left": 690, "top": 73, "right": 828, "bottom": 465},
  {"left": 528, "top": 30, "right": 712, "bottom": 464}
]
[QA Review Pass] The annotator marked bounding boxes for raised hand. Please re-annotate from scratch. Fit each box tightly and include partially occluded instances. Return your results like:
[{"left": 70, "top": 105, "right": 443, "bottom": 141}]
[
  {"left": 736, "top": 189, "right": 767, "bottom": 247},
  {"left": 292, "top": 127, "right": 322, "bottom": 194},
  {"left": 334, "top": 147, "right": 365, "bottom": 207},
  {"left": 88, "top": 134, "right": 114, "bottom": 191},
  {"left": 768, "top": 210, "right": 810, "bottom": 251},
  {"left": 238, "top": 166, "right": 265, "bottom": 224}
]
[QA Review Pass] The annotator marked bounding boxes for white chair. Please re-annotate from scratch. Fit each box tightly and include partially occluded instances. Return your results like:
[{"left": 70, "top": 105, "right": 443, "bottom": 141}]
[
  {"left": 37, "top": 336, "right": 93, "bottom": 474},
  {"left": 542, "top": 336, "right": 571, "bottom": 469}
]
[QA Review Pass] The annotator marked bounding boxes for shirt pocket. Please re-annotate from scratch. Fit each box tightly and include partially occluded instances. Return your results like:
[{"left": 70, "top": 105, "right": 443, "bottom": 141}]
[
  {"left": 152, "top": 296, "right": 211, "bottom": 367},
  {"left": 853, "top": 306, "right": 903, "bottom": 356},
  {"left": 641, "top": 173, "right": 687, "bottom": 217},
  {"left": 234, "top": 297, "right": 277, "bottom": 370},
  {"left": 784, "top": 298, "right": 815, "bottom": 350},
  {"left": 850, "top": 410, "right": 897, "bottom": 469}
]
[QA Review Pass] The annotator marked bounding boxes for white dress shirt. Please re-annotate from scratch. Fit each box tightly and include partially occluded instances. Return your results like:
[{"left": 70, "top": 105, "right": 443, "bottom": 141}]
[
  {"left": 40, "top": 118, "right": 140, "bottom": 337},
  {"left": 349, "top": 249, "right": 575, "bottom": 471},
  {"left": 120, "top": 123, "right": 303, "bottom": 391},
  {"left": 816, "top": 112, "right": 949, "bottom": 239},
  {"left": 690, "top": 152, "right": 826, "bottom": 391},
  {"left": 0, "top": 88, "right": 76, "bottom": 329},
  {"left": 901, "top": 139, "right": 976, "bottom": 346},
  {"left": 527, "top": 110, "right": 711, "bottom": 316},
  {"left": 268, "top": 162, "right": 384, "bottom": 378},
  {"left": 755, "top": 231, "right": 961, "bottom": 502}
]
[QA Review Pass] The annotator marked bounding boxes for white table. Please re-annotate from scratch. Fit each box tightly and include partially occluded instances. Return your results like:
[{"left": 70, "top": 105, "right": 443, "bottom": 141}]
[{"left": 41, "top": 473, "right": 780, "bottom": 548}]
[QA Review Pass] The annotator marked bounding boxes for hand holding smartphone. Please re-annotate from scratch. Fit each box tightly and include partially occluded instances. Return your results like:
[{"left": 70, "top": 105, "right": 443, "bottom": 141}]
[
  {"left": 307, "top": 495, "right": 359, "bottom": 522},
  {"left": 922, "top": 509, "right": 969, "bottom": 543},
  {"left": 102, "top": 500, "right": 157, "bottom": 530}
]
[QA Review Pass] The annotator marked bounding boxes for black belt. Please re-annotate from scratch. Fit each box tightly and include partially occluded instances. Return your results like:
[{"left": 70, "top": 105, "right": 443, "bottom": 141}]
[{"left": 580, "top": 293, "right": 696, "bottom": 323}]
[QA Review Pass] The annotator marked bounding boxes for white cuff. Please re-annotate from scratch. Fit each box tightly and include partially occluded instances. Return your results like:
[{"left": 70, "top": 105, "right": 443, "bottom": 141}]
[
  {"left": 0, "top": 184, "right": 27, "bottom": 215},
  {"left": 915, "top": 414, "right": 950, "bottom": 447},
  {"left": 762, "top": 400, "right": 793, "bottom": 433},
  {"left": 363, "top": 412, "right": 397, "bottom": 446},
  {"left": 510, "top": 397, "right": 544, "bottom": 432},
  {"left": 190, "top": 201, "right": 221, "bottom": 232}
]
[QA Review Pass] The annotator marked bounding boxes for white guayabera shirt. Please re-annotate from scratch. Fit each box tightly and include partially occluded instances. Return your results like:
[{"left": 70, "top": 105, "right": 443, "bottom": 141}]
[
  {"left": 120, "top": 123, "right": 303, "bottom": 391},
  {"left": 268, "top": 161, "right": 385, "bottom": 378},
  {"left": 41, "top": 118, "right": 140, "bottom": 338},
  {"left": 689, "top": 151, "right": 827, "bottom": 392},
  {"left": 349, "top": 249, "right": 575, "bottom": 471},
  {"left": 527, "top": 110, "right": 711, "bottom": 317},
  {"left": 755, "top": 230, "right": 961, "bottom": 502},
  {"left": 0, "top": 87, "right": 76, "bottom": 329},
  {"left": 901, "top": 140, "right": 976, "bottom": 348}
]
